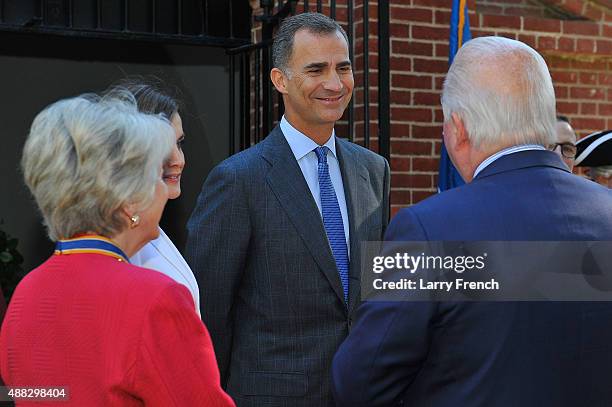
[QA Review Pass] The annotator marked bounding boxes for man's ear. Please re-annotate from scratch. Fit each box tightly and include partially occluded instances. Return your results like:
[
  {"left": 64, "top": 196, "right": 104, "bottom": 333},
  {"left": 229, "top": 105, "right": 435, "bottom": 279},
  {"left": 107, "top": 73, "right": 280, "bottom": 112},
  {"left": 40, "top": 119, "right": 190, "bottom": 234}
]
[
  {"left": 270, "top": 68, "right": 289, "bottom": 94},
  {"left": 451, "top": 112, "right": 470, "bottom": 148}
]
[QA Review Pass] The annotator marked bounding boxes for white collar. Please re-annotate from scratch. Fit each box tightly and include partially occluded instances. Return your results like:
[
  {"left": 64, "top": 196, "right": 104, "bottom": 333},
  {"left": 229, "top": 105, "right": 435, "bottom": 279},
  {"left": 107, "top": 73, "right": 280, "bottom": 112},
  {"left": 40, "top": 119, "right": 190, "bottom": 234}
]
[
  {"left": 280, "top": 116, "right": 337, "bottom": 160},
  {"left": 473, "top": 144, "right": 546, "bottom": 178}
]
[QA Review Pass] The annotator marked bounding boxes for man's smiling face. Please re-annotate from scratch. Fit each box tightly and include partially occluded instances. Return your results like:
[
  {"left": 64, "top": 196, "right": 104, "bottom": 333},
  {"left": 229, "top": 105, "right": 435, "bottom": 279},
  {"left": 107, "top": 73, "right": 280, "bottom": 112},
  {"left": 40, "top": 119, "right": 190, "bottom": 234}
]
[{"left": 280, "top": 29, "right": 354, "bottom": 134}]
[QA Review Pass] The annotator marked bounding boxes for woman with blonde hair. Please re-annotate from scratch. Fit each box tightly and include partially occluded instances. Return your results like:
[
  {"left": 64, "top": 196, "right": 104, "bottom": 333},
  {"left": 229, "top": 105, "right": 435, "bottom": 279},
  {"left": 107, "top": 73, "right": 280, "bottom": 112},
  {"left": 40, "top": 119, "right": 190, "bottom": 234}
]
[{"left": 0, "top": 93, "right": 234, "bottom": 406}]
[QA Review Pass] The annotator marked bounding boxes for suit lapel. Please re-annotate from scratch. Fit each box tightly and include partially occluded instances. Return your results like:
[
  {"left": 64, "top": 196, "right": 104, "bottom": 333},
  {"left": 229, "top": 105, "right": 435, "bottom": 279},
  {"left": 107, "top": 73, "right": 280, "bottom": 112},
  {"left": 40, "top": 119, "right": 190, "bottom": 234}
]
[
  {"left": 261, "top": 127, "right": 347, "bottom": 307},
  {"left": 336, "top": 139, "right": 370, "bottom": 314}
]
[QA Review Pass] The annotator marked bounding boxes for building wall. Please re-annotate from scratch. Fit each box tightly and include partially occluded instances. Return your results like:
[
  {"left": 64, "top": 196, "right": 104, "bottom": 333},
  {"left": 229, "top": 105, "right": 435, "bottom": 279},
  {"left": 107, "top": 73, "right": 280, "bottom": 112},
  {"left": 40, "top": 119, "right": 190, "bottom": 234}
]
[{"left": 0, "top": 34, "right": 231, "bottom": 271}]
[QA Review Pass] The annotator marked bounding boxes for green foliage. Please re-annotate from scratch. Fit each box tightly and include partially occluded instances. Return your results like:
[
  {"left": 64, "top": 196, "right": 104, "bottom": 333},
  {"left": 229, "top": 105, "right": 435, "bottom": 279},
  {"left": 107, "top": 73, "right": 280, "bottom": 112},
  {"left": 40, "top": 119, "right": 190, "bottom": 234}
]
[{"left": 0, "top": 224, "right": 25, "bottom": 304}]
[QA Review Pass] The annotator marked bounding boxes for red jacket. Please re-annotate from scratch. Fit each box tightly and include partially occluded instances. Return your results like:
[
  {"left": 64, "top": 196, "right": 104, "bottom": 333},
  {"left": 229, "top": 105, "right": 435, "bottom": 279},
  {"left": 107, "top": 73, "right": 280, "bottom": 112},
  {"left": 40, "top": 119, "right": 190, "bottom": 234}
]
[{"left": 0, "top": 253, "right": 235, "bottom": 406}]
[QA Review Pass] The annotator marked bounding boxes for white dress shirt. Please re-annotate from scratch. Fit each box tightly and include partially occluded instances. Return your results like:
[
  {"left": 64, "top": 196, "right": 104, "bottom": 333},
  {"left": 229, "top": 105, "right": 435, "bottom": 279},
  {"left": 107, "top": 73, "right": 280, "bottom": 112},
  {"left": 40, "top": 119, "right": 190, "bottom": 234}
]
[
  {"left": 473, "top": 144, "right": 546, "bottom": 179},
  {"left": 130, "top": 227, "right": 201, "bottom": 316},
  {"left": 280, "top": 116, "right": 350, "bottom": 248}
]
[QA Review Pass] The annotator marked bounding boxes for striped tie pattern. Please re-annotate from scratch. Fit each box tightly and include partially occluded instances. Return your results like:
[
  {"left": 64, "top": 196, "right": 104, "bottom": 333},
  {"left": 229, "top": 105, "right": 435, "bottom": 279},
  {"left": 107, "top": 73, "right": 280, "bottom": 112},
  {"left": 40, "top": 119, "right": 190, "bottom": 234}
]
[{"left": 315, "top": 146, "right": 349, "bottom": 302}]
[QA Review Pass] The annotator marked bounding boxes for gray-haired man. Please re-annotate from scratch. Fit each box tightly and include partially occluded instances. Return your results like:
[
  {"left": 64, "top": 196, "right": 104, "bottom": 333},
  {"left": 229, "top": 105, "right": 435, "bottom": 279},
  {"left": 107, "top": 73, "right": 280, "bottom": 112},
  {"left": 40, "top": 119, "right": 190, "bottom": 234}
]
[{"left": 186, "top": 12, "right": 389, "bottom": 407}]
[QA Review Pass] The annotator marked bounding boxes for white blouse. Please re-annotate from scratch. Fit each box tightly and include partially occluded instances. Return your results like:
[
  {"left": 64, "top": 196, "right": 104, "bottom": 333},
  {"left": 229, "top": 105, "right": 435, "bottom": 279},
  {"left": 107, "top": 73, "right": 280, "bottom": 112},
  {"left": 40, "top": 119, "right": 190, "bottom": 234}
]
[{"left": 131, "top": 227, "right": 200, "bottom": 316}]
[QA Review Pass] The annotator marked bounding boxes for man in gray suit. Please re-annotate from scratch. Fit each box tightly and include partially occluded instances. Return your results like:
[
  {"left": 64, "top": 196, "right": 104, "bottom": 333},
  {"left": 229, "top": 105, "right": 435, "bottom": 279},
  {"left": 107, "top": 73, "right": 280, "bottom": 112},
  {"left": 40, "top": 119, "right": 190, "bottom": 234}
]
[{"left": 186, "top": 12, "right": 389, "bottom": 407}]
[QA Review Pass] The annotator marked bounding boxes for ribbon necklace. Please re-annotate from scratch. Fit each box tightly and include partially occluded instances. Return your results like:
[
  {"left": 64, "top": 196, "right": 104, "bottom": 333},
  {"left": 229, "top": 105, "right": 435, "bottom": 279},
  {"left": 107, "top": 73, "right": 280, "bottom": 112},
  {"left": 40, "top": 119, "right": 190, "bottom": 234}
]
[{"left": 54, "top": 234, "right": 129, "bottom": 263}]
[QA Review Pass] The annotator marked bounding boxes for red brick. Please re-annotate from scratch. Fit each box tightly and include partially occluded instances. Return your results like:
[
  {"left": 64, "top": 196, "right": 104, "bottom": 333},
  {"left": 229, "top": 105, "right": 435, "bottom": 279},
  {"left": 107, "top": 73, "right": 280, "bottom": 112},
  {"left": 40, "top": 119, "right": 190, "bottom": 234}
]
[
  {"left": 560, "top": 0, "right": 586, "bottom": 17},
  {"left": 579, "top": 72, "right": 598, "bottom": 85},
  {"left": 576, "top": 39, "right": 596, "bottom": 53},
  {"left": 390, "top": 57, "right": 412, "bottom": 72},
  {"left": 434, "top": 10, "right": 451, "bottom": 26},
  {"left": 354, "top": 55, "right": 378, "bottom": 70},
  {"left": 558, "top": 37, "right": 575, "bottom": 52},
  {"left": 413, "top": 92, "right": 441, "bottom": 106},
  {"left": 481, "top": 14, "right": 521, "bottom": 29},
  {"left": 412, "top": 125, "right": 443, "bottom": 139},
  {"left": 391, "top": 190, "right": 412, "bottom": 204},
  {"left": 391, "top": 174, "right": 433, "bottom": 189},
  {"left": 580, "top": 103, "right": 598, "bottom": 115},
  {"left": 431, "top": 108, "right": 442, "bottom": 122},
  {"left": 583, "top": 3, "right": 604, "bottom": 21},
  {"left": 571, "top": 59, "right": 608, "bottom": 70},
  {"left": 599, "top": 73, "right": 612, "bottom": 86},
  {"left": 392, "top": 74, "right": 433, "bottom": 89},
  {"left": 555, "top": 86, "right": 568, "bottom": 99},
  {"left": 434, "top": 77, "right": 445, "bottom": 91},
  {"left": 600, "top": 104, "right": 612, "bottom": 116},
  {"left": 393, "top": 140, "right": 433, "bottom": 155},
  {"left": 392, "top": 40, "right": 433, "bottom": 56},
  {"left": 518, "top": 34, "right": 537, "bottom": 48},
  {"left": 413, "top": 190, "right": 436, "bottom": 203},
  {"left": 537, "top": 36, "right": 556, "bottom": 50},
  {"left": 435, "top": 43, "right": 450, "bottom": 58},
  {"left": 551, "top": 71, "right": 578, "bottom": 84},
  {"left": 563, "top": 21, "right": 600, "bottom": 36},
  {"left": 391, "top": 123, "right": 411, "bottom": 138},
  {"left": 413, "top": 58, "right": 448, "bottom": 74},
  {"left": 391, "top": 90, "right": 412, "bottom": 105},
  {"left": 546, "top": 56, "right": 571, "bottom": 69},
  {"left": 412, "top": 157, "right": 439, "bottom": 172},
  {"left": 524, "top": 17, "right": 561, "bottom": 33},
  {"left": 604, "top": 24, "right": 612, "bottom": 38},
  {"left": 391, "top": 157, "right": 411, "bottom": 171},
  {"left": 389, "top": 23, "right": 410, "bottom": 38},
  {"left": 412, "top": 0, "right": 452, "bottom": 8},
  {"left": 477, "top": 4, "right": 503, "bottom": 15},
  {"left": 571, "top": 118, "right": 607, "bottom": 131},
  {"left": 412, "top": 25, "right": 449, "bottom": 41},
  {"left": 570, "top": 87, "right": 606, "bottom": 100},
  {"left": 504, "top": 6, "right": 534, "bottom": 17},
  {"left": 556, "top": 102, "right": 579, "bottom": 114},
  {"left": 470, "top": 29, "right": 491, "bottom": 38},
  {"left": 391, "top": 107, "right": 433, "bottom": 122},
  {"left": 596, "top": 40, "right": 612, "bottom": 55},
  {"left": 496, "top": 32, "right": 518, "bottom": 40},
  {"left": 390, "top": 7, "right": 433, "bottom": 23}
]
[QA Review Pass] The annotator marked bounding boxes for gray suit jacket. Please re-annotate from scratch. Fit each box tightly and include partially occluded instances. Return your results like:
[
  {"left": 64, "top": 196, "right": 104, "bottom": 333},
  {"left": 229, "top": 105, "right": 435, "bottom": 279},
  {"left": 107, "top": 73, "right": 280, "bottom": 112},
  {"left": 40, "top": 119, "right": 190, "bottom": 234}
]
[{"left": 186, "top": 125, "right": 389, "bottom": 406}]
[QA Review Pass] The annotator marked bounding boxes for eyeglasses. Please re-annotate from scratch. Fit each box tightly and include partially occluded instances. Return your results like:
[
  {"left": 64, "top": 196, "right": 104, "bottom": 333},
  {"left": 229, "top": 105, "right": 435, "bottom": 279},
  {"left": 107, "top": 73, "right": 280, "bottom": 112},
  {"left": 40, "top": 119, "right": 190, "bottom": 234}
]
[{"left": 549, "top": 143, "right": 577, "bottom": 159}]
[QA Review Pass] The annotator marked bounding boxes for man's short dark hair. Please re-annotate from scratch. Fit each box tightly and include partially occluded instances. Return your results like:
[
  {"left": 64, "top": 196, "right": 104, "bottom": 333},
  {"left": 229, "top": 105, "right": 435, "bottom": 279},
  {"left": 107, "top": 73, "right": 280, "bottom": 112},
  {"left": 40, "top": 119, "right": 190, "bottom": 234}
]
[{"left": 272, "top": 12, "right": 349, "bottom": 72}]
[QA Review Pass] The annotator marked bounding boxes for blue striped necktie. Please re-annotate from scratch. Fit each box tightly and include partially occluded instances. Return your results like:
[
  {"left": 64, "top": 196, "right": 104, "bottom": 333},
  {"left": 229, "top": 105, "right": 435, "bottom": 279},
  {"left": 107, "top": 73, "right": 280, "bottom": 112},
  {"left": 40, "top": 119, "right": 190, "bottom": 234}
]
[{"left": 315, "top": 146, "right": 349, "bottom": 302}]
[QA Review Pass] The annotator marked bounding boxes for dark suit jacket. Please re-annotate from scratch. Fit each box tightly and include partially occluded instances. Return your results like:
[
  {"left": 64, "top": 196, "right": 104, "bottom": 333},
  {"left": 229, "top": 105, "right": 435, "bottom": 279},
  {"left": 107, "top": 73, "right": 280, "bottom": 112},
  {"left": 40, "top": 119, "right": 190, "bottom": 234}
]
[
  {"left": 186, "top": 126, "right": 390, "bottom": 406},
  {"left": 332, "top": 150, "right": 612, "bottom": 407}
]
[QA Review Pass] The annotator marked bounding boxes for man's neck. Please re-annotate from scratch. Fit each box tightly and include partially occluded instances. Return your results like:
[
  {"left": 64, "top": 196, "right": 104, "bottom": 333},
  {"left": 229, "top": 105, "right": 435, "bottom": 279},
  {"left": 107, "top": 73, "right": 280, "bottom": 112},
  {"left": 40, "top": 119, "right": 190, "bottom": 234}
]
[{"left": 283, "top": 114, "right": 334, "bottom": 146}]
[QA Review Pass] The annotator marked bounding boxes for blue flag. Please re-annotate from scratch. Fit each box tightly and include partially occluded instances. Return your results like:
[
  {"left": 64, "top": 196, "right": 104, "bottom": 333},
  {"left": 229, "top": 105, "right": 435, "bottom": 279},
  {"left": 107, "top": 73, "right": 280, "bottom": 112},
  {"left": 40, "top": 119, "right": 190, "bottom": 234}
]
[{"left": 438, "top": 0, "right": 471, "bottom": 192}]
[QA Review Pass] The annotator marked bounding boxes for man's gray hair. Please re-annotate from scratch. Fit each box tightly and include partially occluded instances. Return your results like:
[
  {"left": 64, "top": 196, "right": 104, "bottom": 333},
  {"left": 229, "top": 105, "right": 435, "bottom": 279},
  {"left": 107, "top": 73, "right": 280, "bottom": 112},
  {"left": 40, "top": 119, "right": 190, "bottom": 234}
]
[
  {"left": 441, "top": 36, "right": 557, "bottom": 149},
  {"left": 273, "top": 12, "right": 349, "bottom": 72},
  {"left": 21, "top": 92, "right": 174, "bottom": 241}
]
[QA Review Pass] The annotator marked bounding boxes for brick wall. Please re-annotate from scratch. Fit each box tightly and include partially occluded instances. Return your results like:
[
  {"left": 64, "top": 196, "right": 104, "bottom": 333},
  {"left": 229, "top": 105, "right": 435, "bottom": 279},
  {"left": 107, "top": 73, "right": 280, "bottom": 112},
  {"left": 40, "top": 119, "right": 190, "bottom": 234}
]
[{"left": 250, "top": 0, "right": 612, "bottom": 216}]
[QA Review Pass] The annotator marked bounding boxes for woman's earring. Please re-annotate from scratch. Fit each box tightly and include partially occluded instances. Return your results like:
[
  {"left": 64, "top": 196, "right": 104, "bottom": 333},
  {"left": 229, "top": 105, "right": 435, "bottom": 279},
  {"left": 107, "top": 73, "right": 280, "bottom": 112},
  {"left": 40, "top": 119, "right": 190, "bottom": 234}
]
[{"left": 130, "top": 214, "right": 140, "bottom": 228}]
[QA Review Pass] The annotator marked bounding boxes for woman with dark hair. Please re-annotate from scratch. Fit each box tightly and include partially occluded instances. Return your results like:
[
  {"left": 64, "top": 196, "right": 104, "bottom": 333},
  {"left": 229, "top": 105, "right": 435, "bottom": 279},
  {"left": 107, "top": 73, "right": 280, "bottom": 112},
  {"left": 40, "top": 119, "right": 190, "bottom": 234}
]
[{"left": 107, "top": 79, "right": 201, "bottom": 316}]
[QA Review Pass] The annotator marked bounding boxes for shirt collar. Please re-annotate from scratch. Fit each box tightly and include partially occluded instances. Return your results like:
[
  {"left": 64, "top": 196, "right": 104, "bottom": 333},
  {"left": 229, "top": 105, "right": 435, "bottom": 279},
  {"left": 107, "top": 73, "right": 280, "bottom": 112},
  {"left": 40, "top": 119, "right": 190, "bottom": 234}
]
[
  {"left": 473, "top": 144, "right": 546, "bottom": 179},
  {"left": 280, "top": 116, "right": 337, "bottom": 161}
]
